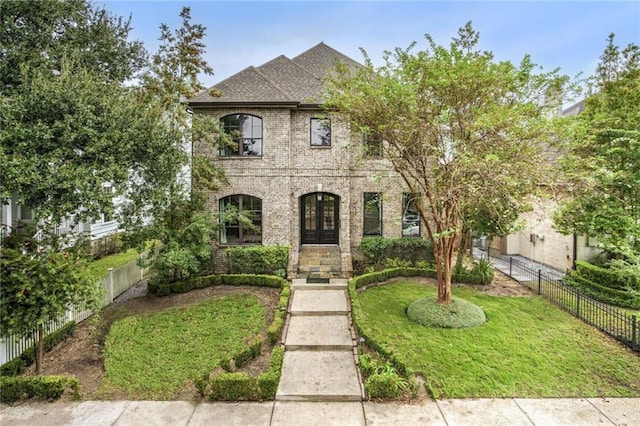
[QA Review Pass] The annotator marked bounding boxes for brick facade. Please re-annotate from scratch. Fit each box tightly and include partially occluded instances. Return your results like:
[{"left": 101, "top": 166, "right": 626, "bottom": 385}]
[{"left": 195, "top": 108, "right": 409, "bottom": 277}]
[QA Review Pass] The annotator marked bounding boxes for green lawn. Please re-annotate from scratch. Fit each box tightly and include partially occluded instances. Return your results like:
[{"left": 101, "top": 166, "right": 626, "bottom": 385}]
[
  {"left": 355, "top": 281, "right": 640, "bottom": 399},
  {"left": 102, "top": 294, "right": 266, "bottom": 399},
  {"left": 86, "top": 248, "right": 140, "bottom": 281}
]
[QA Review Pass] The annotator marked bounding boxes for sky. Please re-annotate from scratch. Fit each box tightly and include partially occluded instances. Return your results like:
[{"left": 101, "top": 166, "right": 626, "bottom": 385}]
[{"left": 99, "top": 0, "right": 640, "bottom": 94}]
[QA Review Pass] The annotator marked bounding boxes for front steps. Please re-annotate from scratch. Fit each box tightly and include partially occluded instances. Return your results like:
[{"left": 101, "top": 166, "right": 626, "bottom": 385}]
[
  {"left": 276, "top": 278, "right": 363, "bottom": 402},
  {"left": 297, "top": 245, "right": 342, "bottom": 280}
]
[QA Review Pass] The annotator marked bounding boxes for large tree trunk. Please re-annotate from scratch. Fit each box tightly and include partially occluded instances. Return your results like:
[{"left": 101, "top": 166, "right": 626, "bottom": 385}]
[{"left": 35, "top": 323, "right": 44, "bottom": 375}]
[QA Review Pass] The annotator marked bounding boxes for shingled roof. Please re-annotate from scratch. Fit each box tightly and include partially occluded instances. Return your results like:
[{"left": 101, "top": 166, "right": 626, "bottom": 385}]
[{"left": 188, "top": 42, "right": 361, "bottom": 107}]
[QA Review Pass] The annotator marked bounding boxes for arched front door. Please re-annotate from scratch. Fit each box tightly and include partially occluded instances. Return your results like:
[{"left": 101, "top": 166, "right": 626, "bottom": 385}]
[{"left": 300, "top": 192, "right": 339, "bottom": 244}]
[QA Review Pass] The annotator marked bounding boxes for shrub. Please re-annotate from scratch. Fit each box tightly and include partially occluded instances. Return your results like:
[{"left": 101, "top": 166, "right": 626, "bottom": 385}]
[
  {"left": 576, "top": 260, "right": 639, "bottom": 291},
  {"left": 407, "top": 296, "right": 487, "bottom": 328},
  {"left": 206, "top": 346, "right": 285, "bottom": 401},
  {"left": 148, "top": 273, "right": 284, "bottom": 296},
  {"left": 208, "top": 372, "right": 259, "bottom": 401},
  {"left": 0, "top": 375, "right": 79, "bottom": 402},
  {"left": 358, "top": 237, "right": 434, "bottom": 271},
  {"left": 226, "top": 245, "right": 289, "bottom": 276},
  {"left": 359, "top": 355, "right": 417, "bottom": 399},
  {"left": 564, "top": 272, "right": 640, "bottom": 309}
]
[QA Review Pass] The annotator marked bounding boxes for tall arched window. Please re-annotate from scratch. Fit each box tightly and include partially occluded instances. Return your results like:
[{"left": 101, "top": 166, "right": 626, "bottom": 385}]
[
  {"left": 220, "top": 114, "right": 263, "bottom": 156},
  {"left": 219, "top": 195, "right": 262, "bottom": 244}
]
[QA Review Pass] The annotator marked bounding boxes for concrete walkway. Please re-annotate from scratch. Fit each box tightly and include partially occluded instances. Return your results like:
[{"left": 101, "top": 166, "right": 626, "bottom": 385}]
[{"left": 2, "top": 278, "right": 640, "bottom": 425}]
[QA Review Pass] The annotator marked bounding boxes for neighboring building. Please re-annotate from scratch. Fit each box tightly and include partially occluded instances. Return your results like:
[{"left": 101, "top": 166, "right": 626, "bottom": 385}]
[
  {"left": 188, "top": 43, "right": 419, "bottom": 278},
  {"left": 486, "top": 99, "right": 601, "bottom": 272},
  {"left": 1, "top": 185, "right": 123, "bottom": 249}
]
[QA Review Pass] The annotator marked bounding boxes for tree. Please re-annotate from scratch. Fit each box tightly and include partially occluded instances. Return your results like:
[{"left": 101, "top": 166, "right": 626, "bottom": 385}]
[
  {"left": 0, "top": 0, "right": 182, "bottom": 233},
  {"left": 125, "top": 7, "right": 228, "bottom": 278},
  {"left": 554, "top": 34, "right": 640, "bottom": 255},
  {"left": 326, "top": 22, "right": 569, "bottom": 304},
  {"left": 0, "top": 240, "right": 101, "bottom": 374}
]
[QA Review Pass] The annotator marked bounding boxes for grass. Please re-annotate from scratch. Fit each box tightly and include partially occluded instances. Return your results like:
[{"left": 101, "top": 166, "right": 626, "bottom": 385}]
[
  {"left": 355, "top": 280, "right": 640, "bottom": 399},
  {"left": 102, "top": 294, "right": 266, "bottom": 399},
  {"left": 86, "top": 248, "right": 140, "bottom": 282}
]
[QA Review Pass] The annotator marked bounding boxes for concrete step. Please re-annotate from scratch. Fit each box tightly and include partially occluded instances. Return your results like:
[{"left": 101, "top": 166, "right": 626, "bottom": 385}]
[
  {"left": 291, "top": 278, "right": 348, "bottom": 290},
  {"left": 285, "top": 315, "right": 355, "bottom": 350},
  {"left": 276, "top": 350, "right": 363, "bottom": 401},
  {"left": 289, "top": 289, "right": 350, "bottom": 316}
]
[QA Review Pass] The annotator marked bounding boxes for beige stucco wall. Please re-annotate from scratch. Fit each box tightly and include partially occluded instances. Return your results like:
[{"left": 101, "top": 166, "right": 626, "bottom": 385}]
[{"left": 503, "top": 197, "right": 574, "bottom": 272}]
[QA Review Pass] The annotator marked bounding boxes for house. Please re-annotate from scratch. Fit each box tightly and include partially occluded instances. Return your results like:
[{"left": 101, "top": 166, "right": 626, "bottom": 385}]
[
  {"left": 1, "top": 186, "right": 123, "bottom": 251},
  {"left": 484, "top": 99, "right": 602, "bottom": 272},
  {"left": 188, "top": 43, "right": 420, "bottom": 278}
]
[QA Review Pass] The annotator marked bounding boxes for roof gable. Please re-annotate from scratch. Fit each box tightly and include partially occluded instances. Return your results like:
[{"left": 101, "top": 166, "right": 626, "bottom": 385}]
[{"left": 188, "top": 42, "right": 361, "bottom": 107}]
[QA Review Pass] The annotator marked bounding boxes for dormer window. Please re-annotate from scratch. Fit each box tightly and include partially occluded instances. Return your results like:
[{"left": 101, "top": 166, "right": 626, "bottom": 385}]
[{"left": 220, "top": 114, "right": 263, "bottom": 157}]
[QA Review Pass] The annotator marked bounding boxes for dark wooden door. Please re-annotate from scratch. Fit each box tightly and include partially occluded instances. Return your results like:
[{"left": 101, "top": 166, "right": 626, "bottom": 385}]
[{"left": 301, "top": 193, "right": 339, "bottom": 244}]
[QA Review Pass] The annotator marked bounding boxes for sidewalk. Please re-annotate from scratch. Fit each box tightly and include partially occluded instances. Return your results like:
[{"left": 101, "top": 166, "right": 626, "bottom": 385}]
[
  {"left": 2, "top": 397, "right": 639, "bottom": 425},
  {"left": 2, "top": 278, "right": 639, "bottom": 425}
]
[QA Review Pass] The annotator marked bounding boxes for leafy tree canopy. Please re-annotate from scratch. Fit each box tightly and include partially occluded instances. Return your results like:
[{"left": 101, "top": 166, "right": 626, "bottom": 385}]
[
  {"left": 554, "top": 34, "right": 640, "bottom": 255},
  {"left": 326, "top": 22, "right": 570, "bottom": 303}
]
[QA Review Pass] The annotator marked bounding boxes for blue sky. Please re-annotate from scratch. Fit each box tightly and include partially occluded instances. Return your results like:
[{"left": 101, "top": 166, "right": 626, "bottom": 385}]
[{"left": 100, "top": 0, "right": 639, "bottom": 90}]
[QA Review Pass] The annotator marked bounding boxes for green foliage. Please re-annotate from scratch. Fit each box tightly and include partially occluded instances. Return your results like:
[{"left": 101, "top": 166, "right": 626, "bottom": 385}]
[
  {"left": 0, "top": 0, "right": 145, "bottom": 94},
  {"left": 564, "top": 272, "right": 640, "bottom": 310},
  {"left": 326, "top": 22, "right": 570, "bottom": 303},
  {"left": 575, "top": 260, "right": 638, "bottom": 291},
  {"left": 359, "top": 354, "right": 418, "bottom": 399},
  {"left": 555, "top": 34, "right": 640, "bottom": 253},
  {"left": 205, "top": 346, "right": 284, "bottom": 401},
  {"left": 0, "top": 247, "right": 101, "bottom": 373},
  {"left": 453, "top": 258, "right": 495, "bottom": 285},
  {"left": 1, "top": 322, "right": 75, "bottom": 377},
  {"left": 359, "top": 237, "right": 434, "bottom": 266},
  {"left": 226, "top": 245, "right": 289, "bottom": 276},
  {"left": 103, "top": 295, "right": 266, "bottom": 399},
  {"left": 0, "top": 375, "right": 80, "bottom": 403},
  {"left": 407, "top": 296, "right": 487, "bottom": 328},
  {"left": 356, "top": 281, "right": 640, "bottom": 398},
  {"left": 350, "top": 266, "right": 492, "bottom": 289}
]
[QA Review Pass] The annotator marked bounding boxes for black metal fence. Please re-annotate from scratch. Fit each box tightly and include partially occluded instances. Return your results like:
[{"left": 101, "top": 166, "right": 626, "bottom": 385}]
[{"left": 484, "top": 248, "right": 639, "bottom": 352}]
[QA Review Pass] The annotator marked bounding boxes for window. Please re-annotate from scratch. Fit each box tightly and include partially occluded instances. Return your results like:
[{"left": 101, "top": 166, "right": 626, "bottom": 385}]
[
  {"left": 310, "top": 118, "right": 331, "bottom": 146},
  {"left": 363, "top": 192, "right": 382, "bottom": 236},
  {"left": 363, "top": 131, "right": 383, "bottom": 158},
  {"left": 219, "top": 195, "right": 262, "bottom": 244},
  {"left": 220, "top": 114, "right": 263, "bottom": 156},
  {"left": 402, "top": 193, "right": 420, "bottom": 237}
]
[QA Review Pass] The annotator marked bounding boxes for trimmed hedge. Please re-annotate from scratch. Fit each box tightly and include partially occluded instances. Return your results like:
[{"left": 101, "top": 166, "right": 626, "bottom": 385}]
[
  {"left": 268, "top": 284, "right": 290, "bottom": 345},
  {"left": 564, "top": 272, "right": 640, "bottom": 310},
  {"left": 226, "top": 245, "right": 289, "bottom": 276},
  {"left": 148, "top": 273, "right": 285, "bottom": 296},
  {"left": 575, "top": 260, "right": 639, "bottom": 291},
  {"left": 1, "top": 322, "right": 76, "bottom": 377},
  {"left": 206, "top": 346, "right": 285, "bottom": 401},
  {"left": 359, "top": 237, "right": 434, "bottom": 265},
  {"left": 0, "top": 375, "right": 79, "bottom": 402},
  {"left": 350, "top": 266, "right": 491, "bottom": 290},
  {"left": 220, "top": 336, "right": 263, "bottom": 372}
]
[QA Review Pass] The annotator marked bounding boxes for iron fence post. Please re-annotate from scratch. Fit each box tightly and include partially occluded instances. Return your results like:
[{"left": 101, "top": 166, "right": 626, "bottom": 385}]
[
  {"left": 576, "top": 288, "right": 581, "bottom": 318},
  {"left": 633, "top": 315, "right": 638, "bottom": 349},
  {"left": 537, "top": 270, "right": 541, "bottom": 295},
  {"left": 509, "top": 257, "right": 513, "bottom": 277}
]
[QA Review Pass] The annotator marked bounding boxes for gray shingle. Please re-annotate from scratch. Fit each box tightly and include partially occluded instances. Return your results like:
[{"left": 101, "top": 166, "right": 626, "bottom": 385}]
[{"left": 188, "top": 42, "right": 361, "bottom": 106}]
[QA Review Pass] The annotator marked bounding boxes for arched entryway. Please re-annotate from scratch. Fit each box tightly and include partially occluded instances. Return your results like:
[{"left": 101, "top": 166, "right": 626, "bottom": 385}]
[{"left": 300, "top": 192, "right": 339, "bottom": 244}]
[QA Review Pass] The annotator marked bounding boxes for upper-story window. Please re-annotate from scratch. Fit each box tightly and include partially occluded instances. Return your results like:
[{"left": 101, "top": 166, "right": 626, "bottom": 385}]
[
  {"left": 363, "top": 131, "right": 383, "bottom": 158},
  {"left": 220, "top": 114, "right": 263, "bottom": 157},
  {"left": 310, "top": 118, "right": 331, "bottom": 146}
]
